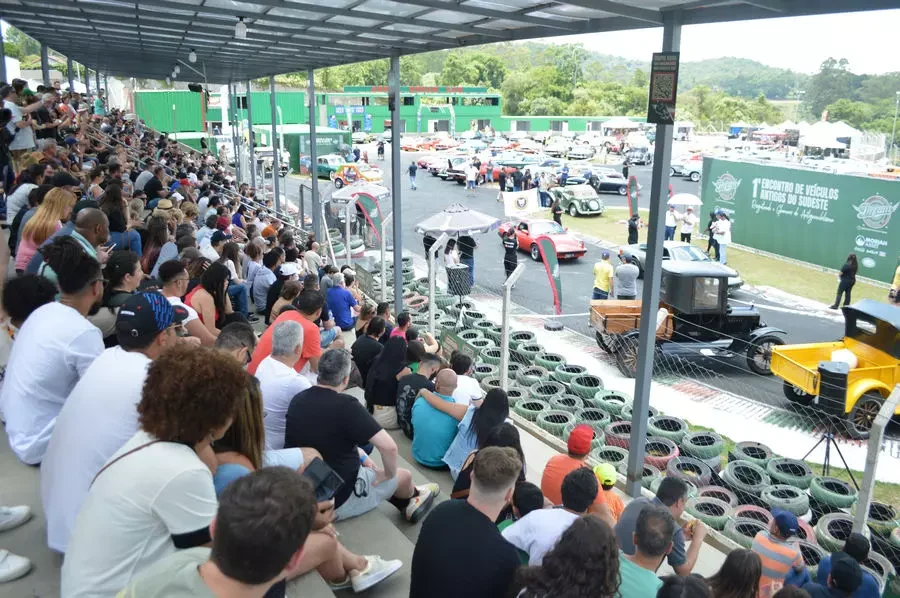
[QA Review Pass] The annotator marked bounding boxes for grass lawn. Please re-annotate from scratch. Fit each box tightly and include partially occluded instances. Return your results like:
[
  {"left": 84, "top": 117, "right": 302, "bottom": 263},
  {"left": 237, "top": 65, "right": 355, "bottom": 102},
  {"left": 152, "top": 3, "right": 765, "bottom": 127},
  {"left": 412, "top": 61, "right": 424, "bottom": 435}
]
[
  {"left": 560, "top": 207, "right": 887, "bottom": 306},
  {"left": 687, "top": 424, "right": 899, "bottom": 507}
]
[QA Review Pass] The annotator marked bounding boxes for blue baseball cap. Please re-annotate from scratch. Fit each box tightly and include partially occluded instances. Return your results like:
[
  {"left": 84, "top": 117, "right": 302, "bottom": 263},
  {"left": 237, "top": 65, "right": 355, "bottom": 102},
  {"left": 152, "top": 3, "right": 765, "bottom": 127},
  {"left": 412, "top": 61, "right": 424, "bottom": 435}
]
[
  {"left": 115, "top": 292, "right": 188, "bottom": 347},
  {"left": 771, "top": 509, "right": 799, "bottom": 537}
]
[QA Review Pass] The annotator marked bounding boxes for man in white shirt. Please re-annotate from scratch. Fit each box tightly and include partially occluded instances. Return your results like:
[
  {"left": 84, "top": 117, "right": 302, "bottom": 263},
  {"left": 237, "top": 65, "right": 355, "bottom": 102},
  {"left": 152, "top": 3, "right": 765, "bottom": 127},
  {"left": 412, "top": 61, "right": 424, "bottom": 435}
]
[
  {"left": 40, "top": 293, "right": 187, "bottom": 553},
  {"left": 711, "top": 212, "right": 732, "bottom": 265},
  {"left": 664, "top": 206, "right": 680, "bottom": 241},
  {"left": 449, "top": 352, "right": 483, "bottom": 406},
  {"left": 465, "top": 163, "right": 478, "bottom": 193},
  {"left": 4, "top": 163, "right": 45, "bottom": 225},
  {"left": 256, "top": 320, "right": 312, "bottom": 450},
  {"left": 2, "top": 83, "right": 38, "bottom": 172},
  {"left": 196, "top": 213, "right": 218, "bottom": 248},
  {"left": 201, "top": 229, "right": 230, "bottom": 262},
  {"left": 679, "top": 207, "right": 698, "bottom": 243},
  {"left": 0, "top": 237, "right": 105, "bottom": 464},
  {"left": 502, "top": 467, "right": 598, "bottom": 565}
]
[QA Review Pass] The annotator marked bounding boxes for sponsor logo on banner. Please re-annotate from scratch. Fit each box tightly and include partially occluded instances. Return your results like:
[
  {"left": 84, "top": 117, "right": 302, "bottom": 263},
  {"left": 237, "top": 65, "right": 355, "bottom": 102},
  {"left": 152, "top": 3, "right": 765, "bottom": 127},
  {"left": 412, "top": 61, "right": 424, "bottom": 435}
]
[
  {"left": 713, "top": 172, "right": 741, "bottom": 202},
  {"left": 852, "top": 195, "right": 899, "bottom": 230},
  {"left": 861, "top": 257, "right": 876, "bottom": 269},
  {"left": 502, "top": 189, "right": 540, "bottom": 217}
]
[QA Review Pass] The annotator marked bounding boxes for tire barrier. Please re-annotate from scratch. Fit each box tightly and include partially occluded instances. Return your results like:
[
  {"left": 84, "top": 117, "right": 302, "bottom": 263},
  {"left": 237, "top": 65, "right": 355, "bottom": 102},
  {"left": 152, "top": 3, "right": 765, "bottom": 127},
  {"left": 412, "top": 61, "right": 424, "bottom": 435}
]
[
  {"left": 797, "top": 518, "right": 817, "bottom": 545},
  {"left": 411, "top": 316, "right": 429, "bottom": 329},
  {"left": 480, "top": 348, "right": 502, "bottom": 366},
  {"left": 535, "top": 352, "right": 565, "bottom": 372},
  {"left": 809, "top": 476, "right": 859, "bottom": 509},
  {"left": 564, "top": 421, "right": 606, "bottom": 450},
  {"left": 509, "top": 330, "right": 537, "bottom": 350},
  {"left": 506, "top": 387, "right": 527, "bottom": 407},
  {"left": 870, "top": 532, "right": 900, "bottom": 577},
  {"left": 729, "top": 441, "right": 774, "bottom": 468},
  {"left": 513, "top": 399, "right": 549, "bottom": 422},
  {"left": 435, "top": 293, "right": 455, "bottom": 309},
  {"left": 605, "top": 421, "right": 632, "bottom": 449},
  {"left": 515, "top": 343, "right": 545, "bottom": 366},
  {"left": 816, "top": 513, "right": 870, "bottom": 553},
  {"left": 593, "top": 390, "right": 630, "bottom": 417},
  {"left": 402, "top": 268, "right": 414, "bottom": 284},
  {"left": 463, "top": 310, "right": 486, "bottom": 328},
  {"left": 796, "top": 540, "right": 827, "bottom": 577},
  {"left": 575, "top": 407, "right": 612, "bottom": 431},
  {"left": 516, "top": 365, "right": 550, "bottom": 388},
  {"left": 551, "top": 364, "right": 587, "bottom": 386},
  {"left": 480, "top": 376, "right": 505, "bottom": 394},
  {"left": 570, "top": 375, "right": 605, "bottom": 399},
  {"left": 721, "top": 461, "right": 771, "bottom": 498},
  {"left": 529, "top": 381, "right": 566, "bottom": 402},
  {"left": 723, "top": 518, "right": 768, "bottom": 549},
  {"left": 458, "top": 329, "right": 484, "bottom": 343},
  {"left": 406, "top": 295, "right": 428, "bottom": 312},
  {"left": 413, "top": 277, "right": 429, "bottom": 294},
  {"left": 507, "top": 362, "right": 522, "bottom": 381},
  {"left": 642, "top": 438, "right": 680, "bottom": 471},
  {"left": 853, "top": 502, "right": 900, "bottom": 539},
  {"left": 697, "top": 486, "right": 738, "bottom": 508},
  {"left": 591, "top": 445, "right": 628, "bottom": 469},
  {"left": 761, "top": 484, "right": 811, "bottom": 517},
  {"left": 469, "top": 338, "right": 496, "bottom": 355},
  {"left": 702, "top": 453, "right": 724, "bottom": 474},
  {"left": 893, "top": 527, "right": 900, "bottom": 549},
  {"left": 647, "top": 415, "right": 689, "bottom": 444},
  {"left": 766, "top": 458, "right": 813, "bottom": 490},
  {"left": 331, "top": 241, "right": 346, "bottom": 256},
  {"left": 808, "top": 494, "right": 846, "bottom": 527},
  {"left": 474, "top": 320, "right": 501, "bottom": 342},
  {"left": 447, "top": 300, "right": 475, "bottom": 319},
  {"left": 472, "top": 364, "right": 498, "bottom": 382},
  {"left": 537, "top": 410, "right": 576, "bottom": 438},
  {"left": 681, "top": 431, "right": 725, "bottom": 461},
  {"left": 617, "top": 462, "right": 661, "bottom": 489},
  {"left": 729, "top": 505, "right": 774, "bottom": 527},
  {"left": 667, "top": 457, "right": 714, "bottom": 487},
  {"left": 685, "top": 497, "right": 732, "bottom": 530},
  {"left": 861, "top": 550, "right": 895, "bottom": 584},
  {"left": 621, "top": 402, "right": 658, "bottom": 422},
  {"left": 550, "top": 395, "right": 585, "bottom": 413}
]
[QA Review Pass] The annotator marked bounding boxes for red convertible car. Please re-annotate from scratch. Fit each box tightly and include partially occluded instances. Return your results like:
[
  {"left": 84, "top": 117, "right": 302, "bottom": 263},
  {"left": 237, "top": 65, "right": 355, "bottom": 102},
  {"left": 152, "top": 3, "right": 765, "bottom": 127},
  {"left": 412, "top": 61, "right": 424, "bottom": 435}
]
[{"left": 497, "top": 218, "right": 586, "bottom": 261}]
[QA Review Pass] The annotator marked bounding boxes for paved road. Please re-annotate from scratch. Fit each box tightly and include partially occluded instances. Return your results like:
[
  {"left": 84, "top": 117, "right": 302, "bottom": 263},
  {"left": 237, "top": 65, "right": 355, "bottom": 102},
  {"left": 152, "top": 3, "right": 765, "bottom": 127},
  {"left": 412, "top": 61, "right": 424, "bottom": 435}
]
[{"left": 283, "top": 149, "right": 849, "bottom": 416}]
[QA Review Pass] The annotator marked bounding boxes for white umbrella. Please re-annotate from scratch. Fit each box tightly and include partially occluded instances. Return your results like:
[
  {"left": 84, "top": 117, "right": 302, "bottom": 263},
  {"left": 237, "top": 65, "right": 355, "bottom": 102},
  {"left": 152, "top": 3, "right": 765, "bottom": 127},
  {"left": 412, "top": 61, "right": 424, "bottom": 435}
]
[
  {"left": 414, "top": 203, "right": 500, "bottom": 236},
  {"left": 667, "top": 193, "right": 702, "bottom": 206}
]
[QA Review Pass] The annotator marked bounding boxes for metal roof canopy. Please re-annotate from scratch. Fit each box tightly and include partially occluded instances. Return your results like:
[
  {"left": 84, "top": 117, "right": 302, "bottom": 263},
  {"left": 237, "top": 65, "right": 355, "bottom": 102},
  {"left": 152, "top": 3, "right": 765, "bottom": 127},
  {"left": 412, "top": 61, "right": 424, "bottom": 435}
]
[{"left": 2, "top": 0, "right": 896, "bottom": 83}]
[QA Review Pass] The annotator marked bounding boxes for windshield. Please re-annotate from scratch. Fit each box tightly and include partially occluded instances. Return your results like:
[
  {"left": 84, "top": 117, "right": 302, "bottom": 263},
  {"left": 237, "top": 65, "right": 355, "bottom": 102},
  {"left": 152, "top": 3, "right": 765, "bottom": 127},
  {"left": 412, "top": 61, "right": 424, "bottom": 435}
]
[
  {"left": 531, "top": 221, "right": 566, "bottom": 236},
  {"left": 669, "top": 245, "right": 711, "bottom": 262},
  {"left": 568, "top": 187, "right": 597, "bottom": 199}
]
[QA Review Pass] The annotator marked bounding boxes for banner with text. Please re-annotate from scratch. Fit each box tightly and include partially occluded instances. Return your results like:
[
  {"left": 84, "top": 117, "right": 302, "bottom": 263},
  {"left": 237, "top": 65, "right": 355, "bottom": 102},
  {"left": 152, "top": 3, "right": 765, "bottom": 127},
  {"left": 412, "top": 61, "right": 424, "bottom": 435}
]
[{"left": 700, "top": 158, "right": 900, "bottom": 283}]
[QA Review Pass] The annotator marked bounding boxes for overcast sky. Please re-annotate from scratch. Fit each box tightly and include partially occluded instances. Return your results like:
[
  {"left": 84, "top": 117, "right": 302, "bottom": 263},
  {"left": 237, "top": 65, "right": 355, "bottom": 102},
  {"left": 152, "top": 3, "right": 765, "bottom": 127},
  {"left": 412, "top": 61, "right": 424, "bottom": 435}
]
[{"left": 538, "top": 9, "right": 900, "bottom": 75}]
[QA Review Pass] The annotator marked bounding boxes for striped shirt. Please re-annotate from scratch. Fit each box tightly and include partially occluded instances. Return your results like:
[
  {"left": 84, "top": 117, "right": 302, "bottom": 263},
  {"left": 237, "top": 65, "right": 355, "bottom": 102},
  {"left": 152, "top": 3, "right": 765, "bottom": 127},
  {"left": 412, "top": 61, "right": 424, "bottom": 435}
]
[{"left": 751, "top": 531, "right": 804, "bottom": 597}]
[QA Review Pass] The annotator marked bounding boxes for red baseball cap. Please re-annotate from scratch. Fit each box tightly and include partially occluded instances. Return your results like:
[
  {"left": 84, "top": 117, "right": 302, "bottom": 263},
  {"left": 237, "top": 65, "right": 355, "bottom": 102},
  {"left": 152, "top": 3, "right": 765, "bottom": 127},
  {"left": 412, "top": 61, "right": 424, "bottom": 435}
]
[{"left": 568, "top": 424, "right": 594, "bottom": 455}]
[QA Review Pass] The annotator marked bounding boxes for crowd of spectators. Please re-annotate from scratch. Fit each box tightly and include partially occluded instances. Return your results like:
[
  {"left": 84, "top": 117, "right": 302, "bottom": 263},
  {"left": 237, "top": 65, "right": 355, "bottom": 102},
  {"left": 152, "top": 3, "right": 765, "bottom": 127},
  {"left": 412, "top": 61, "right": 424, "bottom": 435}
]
[{"left": 0, "top": 80, "right": 876, "bottom": 598}]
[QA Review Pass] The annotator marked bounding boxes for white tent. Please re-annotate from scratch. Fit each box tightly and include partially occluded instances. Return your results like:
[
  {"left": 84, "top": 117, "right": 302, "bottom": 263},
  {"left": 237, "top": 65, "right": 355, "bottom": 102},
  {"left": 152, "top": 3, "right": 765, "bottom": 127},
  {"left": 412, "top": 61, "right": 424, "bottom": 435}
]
[
  {"left": 799, "top": 131, "right": 847, "bottom": 149},
  {"left": 602, "top": 116, "right": 641, "bottom": 130},
  {"left": 830, "top": 121, "right": 860, "bottom": 138},
  {"left": 778, "top": 120, "right": 797, "bottom": 129}
]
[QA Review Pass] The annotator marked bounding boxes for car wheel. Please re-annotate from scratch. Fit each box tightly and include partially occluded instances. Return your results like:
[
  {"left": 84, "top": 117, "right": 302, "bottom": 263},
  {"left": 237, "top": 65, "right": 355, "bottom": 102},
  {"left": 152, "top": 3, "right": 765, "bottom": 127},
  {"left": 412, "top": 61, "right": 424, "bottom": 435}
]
[
  {"left": 333, "top": 178, "right": 343, "bottom": 189},
  {"left": 618, "top": 186, "right": 627, "bottom": 196},
  {"left": 690, "top": 171, "right": 701, "bottom": 182},
  {"left": 568, "top": 204, "right": 578, "bottom": 217},
  {"left": 530, "top": 244, "right": 541, "bottom": 261},
  {"left": 456, "top": 179, "right": 464, "bottom": 185},
  {"left": 845, "top": 392, "right": 883, "bottom": 440},
  {"left": 669, "top": 167, "right": 676, "bottom": 177},
  {"left": 746, "top": 335, "right": 784, "bottom": 375},
  {"left": 614, "top": 334, "right": 640, "bottom": 378},
  {"left": 782, "top": 382, "right": 814, "bottom": 407}
]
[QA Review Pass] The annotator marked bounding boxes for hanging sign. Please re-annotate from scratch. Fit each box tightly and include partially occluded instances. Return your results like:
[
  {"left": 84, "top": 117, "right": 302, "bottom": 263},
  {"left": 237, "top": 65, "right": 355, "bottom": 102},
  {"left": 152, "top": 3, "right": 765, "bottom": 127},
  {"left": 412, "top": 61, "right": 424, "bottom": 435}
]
[{"left": 647, "top": 52, "right": 680, "bottom": 125}]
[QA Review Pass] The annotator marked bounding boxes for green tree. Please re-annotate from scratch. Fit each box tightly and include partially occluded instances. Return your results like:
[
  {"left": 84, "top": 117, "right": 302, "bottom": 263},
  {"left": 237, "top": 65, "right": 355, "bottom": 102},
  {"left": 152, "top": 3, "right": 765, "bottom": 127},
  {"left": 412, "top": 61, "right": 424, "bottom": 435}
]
[
  {"left": 400, "top": 55, "right": 424, "bottom": 86},
  {"left": 804, "top": 58, "right": 859, "bottom": 119},
  {"left": 440, "top": 53, "right": 476, "bottom": 86},
  {"left": 825, "top": 99, "right": 873, "bottom": 128},
  {"left": 500, "top": 71, "right": 530, "bottom": 115},
  {"left": 469, "top": 54, "right": 506, "bottom": 89},
  {"left": 523, "top": 96, "right": 565, "bottom": 116},
  {"left": 630, "top": 68, "right": 648, "bottom": 88},
  {"left": 4, "top": 27, "right": 40, "bottom": 59}
]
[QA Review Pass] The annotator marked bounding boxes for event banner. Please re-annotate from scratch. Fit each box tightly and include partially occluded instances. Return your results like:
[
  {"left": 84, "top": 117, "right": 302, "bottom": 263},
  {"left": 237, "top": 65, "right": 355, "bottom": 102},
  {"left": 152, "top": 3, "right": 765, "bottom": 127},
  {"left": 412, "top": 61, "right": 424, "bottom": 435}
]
[
  {"left": 701, "top": 158, "right": 900, "bottom": 283},
  {"left": 502, "top": 188, "right": 541, "bottom": 218},
  {"left": 536, "top": 235, "right": 562, "bottom": 315}
]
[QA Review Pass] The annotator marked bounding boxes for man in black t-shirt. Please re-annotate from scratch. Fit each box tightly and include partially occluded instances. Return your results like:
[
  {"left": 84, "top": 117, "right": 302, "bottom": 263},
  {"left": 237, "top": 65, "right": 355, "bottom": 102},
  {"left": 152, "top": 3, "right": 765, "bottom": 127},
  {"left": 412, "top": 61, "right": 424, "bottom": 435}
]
[
  {"left": 395, "top": 354, "right": 441, "bottom": 440},
  {"left": 457, "top": 234, "right": 476, "bottom": 286},
  {"left": 410, "top": 447, "right": 522, "bottom": 598},
  {"left": 144, "top": 165, "right": 168, "bottom": 209},
  {"left": 351, "top": 316, "right": 385, "bottom": 388},
  {"left": 284, "top": 348, "right": 439, "bottom": 523}
]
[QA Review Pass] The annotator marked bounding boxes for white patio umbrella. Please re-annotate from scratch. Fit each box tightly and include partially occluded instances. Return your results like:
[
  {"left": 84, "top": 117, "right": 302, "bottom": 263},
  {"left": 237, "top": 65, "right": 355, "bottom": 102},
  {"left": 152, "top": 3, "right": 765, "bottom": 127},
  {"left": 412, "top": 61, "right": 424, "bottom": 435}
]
[
  {"left": 414, "top": 203, "right": 501, "bottom": 236},
  {"left": 667, "top": 193, "right": 702, "bottom": 206}
]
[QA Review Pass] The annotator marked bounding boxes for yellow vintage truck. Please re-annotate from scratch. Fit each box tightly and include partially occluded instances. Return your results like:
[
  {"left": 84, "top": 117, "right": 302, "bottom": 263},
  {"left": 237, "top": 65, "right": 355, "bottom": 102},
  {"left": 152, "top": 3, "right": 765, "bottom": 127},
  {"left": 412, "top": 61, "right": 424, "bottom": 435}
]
[{"left": 770, "top": 299, "right": 900, "bottom": 439}]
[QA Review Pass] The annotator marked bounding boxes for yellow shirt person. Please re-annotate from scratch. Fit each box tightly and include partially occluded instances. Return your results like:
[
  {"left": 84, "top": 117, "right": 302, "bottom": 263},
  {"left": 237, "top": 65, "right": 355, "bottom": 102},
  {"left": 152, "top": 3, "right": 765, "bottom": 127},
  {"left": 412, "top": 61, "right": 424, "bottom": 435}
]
[{"left": 593, "top": 252, "right": 615, "bottom": 299}]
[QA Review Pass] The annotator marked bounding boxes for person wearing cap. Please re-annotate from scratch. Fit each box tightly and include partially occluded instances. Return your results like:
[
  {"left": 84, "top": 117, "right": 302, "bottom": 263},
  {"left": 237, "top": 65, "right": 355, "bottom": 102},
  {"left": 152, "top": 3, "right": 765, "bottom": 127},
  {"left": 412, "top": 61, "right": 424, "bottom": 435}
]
[
  {"left": 541, "top": 424, "right": 612, "bottom": 520},
  {"left": 813, "top": 534, "right": 879, "bottom": 598},
  {"left": 593, "top": 462, "right": 625, "bottom": 522},
  {"left": 614, "top": 252, "right": 639, "bottom": 300},
  {"left": 201, "top": 228, "right": 231, "bottom": 262},
  {"left": 751, "top": 508, "right": 807, "bottom": 595},
  {"left": 803, "top": 551, "right": 863, "bottom": 598},
  {"left": 264, "top": 262, "right": 300, "bottom": 325},
  {"left": 40, "top": 292, "right": 187, "bottom": 554},
  {"left": 592, "top": 251, "right": 615, "bottom": 301},
  {"left": 679, "top": 206, "right": 698, "bottom": 243}
]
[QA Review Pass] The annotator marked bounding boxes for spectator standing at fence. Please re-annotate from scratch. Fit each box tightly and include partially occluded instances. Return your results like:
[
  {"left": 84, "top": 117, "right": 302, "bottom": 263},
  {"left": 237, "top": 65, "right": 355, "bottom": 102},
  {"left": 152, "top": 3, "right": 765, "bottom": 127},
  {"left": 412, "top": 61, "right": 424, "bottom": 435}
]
[
  {"left": 830, "top": 253, "right": 858, "bottom": 310},
  {"left": 592, "top": 251, "right": 615, "bottom": 300},
  {"left": 458, "top": 234, "right": 477, "bottom": 286},
  {"left": 615, "top": 253, "right": 640, "bottom": 300},
  {"left": 628, "top": 212, "right": 641, "bottom": 245}
]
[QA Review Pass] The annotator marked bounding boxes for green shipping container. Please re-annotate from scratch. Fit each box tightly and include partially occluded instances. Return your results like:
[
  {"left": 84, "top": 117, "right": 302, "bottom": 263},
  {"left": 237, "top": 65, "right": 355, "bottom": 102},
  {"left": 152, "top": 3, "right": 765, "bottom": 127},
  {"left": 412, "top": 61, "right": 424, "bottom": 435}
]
[
  {"left": 134, "top": 91, "right": 204, "bottom": 133},
  {"left": 701, "top": 158, "right": 900, "bottom": 283}
]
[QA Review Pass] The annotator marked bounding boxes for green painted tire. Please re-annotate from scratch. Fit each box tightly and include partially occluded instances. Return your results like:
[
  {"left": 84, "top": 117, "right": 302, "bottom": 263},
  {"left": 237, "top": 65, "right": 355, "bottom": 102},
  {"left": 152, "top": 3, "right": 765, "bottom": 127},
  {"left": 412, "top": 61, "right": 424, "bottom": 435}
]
[
  {"left": 507, "top": 362, "right": 522, "bottom": 381},
  {"left": 591, "top": 445, "right": 629, "bottom": 468},
  {"left": 535, "top": 352, "right": 565, "bottom": 372},
  {"left": 667, "top": 457, "right": 713, "bottom": 487},
  {"left": 537, "top": 410, "right": 576, "bottom": 437},
  {"left": 729, "top": 441, "right": 774, "bottom": 468},
  {"left": 551, "top": 363, "right": 587, "bottom": 386},
  {"left": 475, "top": 320, "right": 501, "bottom": 340},
  {"left": 480, "top": 348, "right": 502, "bottom": 366},
  {"left": 647, "top": 415, "right": 688, "bottom": 444},
  {"left": 650, "top": 476, "right": 698, "bottom": 499},
  {"left": 506, "top": 386, "right": 527, "bottom": 407},
  {"left": 472, "top": 363, "right": 498, "bottom": 382},
  {"left": 575, "top": 407, "right": 612, "bottom": 431},
  {"left": 570, "top": 374, "right": 604, "bottom": 399},
  {"left": 593, "top": 390, "right": 631, "bottom": 417},
  {"left": 761, "top": 484, "right": 810, "bottom": 516},
  {"left": 697, "top": 486, "right": 738, "bottom": 508},
  {"left": 723, "top": 518, "right": 767, "bottom": 549},
  {"left": 564, "top": 420, "right": 605, "bottom": 450},
  {"left": 469, "top": 338, "right": 496, "bottom": 356},
  {"left": 681, "top": 431, "right": 725, "bottom": 461},
  {"left": 413, "top": 276, "right": 429, "bottom": 294},
  {"left": 516, "top": 365, "right": 550, "bottom": 388},
  {"left": 605, "top": 421, "right": 632, "bottom": 449},
  {"left": 853, "top": 502, "right": 899, "bottom": 539},
  {"left": 890, "top": 527, "right": 900, "bottom": 548},
  {"left": 349, "top": 239, "right": 365, "bottom": 251},
  {"left": 514, "top": 399, "right": 549, "bottom": 422},
  {"left": 621, "top": 402, "right": 658, "bottom": 422},
  {"left": 809, "top": 476, "right": 858, "bottom": 509},
  {"left": 435, "top": 294, "right": 455, "bottom": 309},
  {"left": 796, "top": 540, "right": 827, "bottom": 578},
  {"left": 766, "top": 458, "right": 813, "bottom": 490},
  {"left": 720, "top": 460, "right": 771, "bottom": 497},
  {"left": 509, "top": 330, "right": 537, "bottom": 350},
  {"left": 458, "top": 329, "right": 484, "bottom": 343},
  {"left": 402, "top": 268, "right": 414, "bottom": 283},
  {"left": 480, "top": 376, "right": 504, "bottom": 394},
  {"left": 529, "top": 381, "right": 566, "bottom": 402},
  {"left": 515, "top": 343, "right": 545, "bottom": 366},
  {"left": 436, "top": 317, "right": 457, "bottom": 334},
  {"left": 617, "top": 462, "right": 661, "bottom": 489},
  {"left": 860, "top": 550, "right": 894, "bottom": 582},
  {"left": 686, "top": 496, "right": 731, "bottom": 530},
  {"left": 549, "top": 395, "right": 585, "bottom": 413},
  {"left": 331, "top": 241, "right": 346, "bottom": 255},
  {"left": 815, "top": 513, "right": 870, "bottom": 553},
  {"left": 463, "top": 310, "right": 486, "bottom": 328}
]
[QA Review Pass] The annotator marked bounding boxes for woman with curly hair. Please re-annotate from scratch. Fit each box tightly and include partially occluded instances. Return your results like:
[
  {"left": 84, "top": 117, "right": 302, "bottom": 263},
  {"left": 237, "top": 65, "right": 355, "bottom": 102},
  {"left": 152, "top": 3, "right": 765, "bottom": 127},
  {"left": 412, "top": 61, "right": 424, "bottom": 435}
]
[
  {"left": 515, "top": 515, "right": 621, "bottom": 598},
  {"left": 61, "top": 344, "right": 249, "bottom": 597},
  {"left": 707, "top": 549, "right": 760, "bottom": 598}
]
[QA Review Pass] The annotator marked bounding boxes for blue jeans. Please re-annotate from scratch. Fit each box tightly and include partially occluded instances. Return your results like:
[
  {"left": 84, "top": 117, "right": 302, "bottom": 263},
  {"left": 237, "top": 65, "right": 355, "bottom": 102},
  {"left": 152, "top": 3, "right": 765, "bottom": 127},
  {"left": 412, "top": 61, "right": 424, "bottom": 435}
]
[
  {"left": 409, "top": 175, "right": 416, "bottom": 189},
  {"left": 718, "top": 244, "right": 728, "bottom": 264},
  {"left": 460, "top": 256, "right": 475, "bottom": 286},
  {"left": 592, "top": 288, "right": 609, "bottom": 300},
  {"left": 512, "top": 184, "right": 521, "bottom": 192},
  {"left": 109, "top": 230, "right": 143, "bottom": 257},
  {"left": 664, "top": 226, "right": 675, "bottom": 240},
  {"left": 486, "top": 170, "right": 493, "bottom": 183},
  {"left": 227, "top": 281, "right": 249, "bottom": 317}
]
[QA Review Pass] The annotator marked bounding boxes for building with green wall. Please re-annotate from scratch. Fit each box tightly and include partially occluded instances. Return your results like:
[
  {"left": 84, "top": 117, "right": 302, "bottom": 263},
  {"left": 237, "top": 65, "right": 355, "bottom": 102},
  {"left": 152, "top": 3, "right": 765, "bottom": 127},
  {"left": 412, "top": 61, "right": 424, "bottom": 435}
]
[{"left": 252, "top": 124, "right": 350, "bottom": 173}]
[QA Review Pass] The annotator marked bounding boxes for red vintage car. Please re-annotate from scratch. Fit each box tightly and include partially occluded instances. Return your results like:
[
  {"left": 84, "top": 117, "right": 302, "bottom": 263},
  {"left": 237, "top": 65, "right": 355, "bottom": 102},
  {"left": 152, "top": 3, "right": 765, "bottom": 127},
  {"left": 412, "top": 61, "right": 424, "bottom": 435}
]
[{"left": 497, "top": 218, "right": 586, "bottom": 261}]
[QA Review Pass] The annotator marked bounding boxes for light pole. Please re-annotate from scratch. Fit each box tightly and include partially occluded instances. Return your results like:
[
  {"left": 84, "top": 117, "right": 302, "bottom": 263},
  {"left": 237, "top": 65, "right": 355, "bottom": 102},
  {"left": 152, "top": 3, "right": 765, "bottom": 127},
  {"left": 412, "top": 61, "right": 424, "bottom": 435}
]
[{"left": 890, "top": 91, "right": 899, "bottom": 164}]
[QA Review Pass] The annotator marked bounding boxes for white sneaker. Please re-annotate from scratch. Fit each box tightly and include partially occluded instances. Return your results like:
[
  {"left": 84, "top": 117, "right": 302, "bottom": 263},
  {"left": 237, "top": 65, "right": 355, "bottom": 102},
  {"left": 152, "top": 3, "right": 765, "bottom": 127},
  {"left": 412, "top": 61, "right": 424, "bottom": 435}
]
[
  {"left": 0, "top": 550, "right": 31, "bottom": 583},
  {"left": 0, "top": 506, "right": 31, "bottom": 533},
  {"left": 350, "top": 555, "right": 402, "bottom": 592},
  {"left": 404, "top": 484, "right": 439, "bottom": 523}
]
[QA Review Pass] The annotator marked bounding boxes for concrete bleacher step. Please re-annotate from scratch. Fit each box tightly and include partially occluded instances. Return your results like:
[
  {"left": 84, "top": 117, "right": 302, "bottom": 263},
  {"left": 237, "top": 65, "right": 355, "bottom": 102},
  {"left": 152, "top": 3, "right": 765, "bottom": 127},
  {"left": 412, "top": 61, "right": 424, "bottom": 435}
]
[{"left": 288, "top": 568, "right": 341, "bottom": 598}]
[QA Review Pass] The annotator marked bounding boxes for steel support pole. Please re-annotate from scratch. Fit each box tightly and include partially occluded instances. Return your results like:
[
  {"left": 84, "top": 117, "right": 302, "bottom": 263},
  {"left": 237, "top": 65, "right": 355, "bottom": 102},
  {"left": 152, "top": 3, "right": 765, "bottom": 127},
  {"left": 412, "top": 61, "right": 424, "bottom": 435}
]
[
  {"left": 246, "top": 81, "right": 256, "bottom": 189},
  {"left": 344, "top": 203, "right": 353, "bottom": 267},
  {"left": 500, "top": 264, "right": 526, "bottom": 391},
  {"left": 104, "top": 73, "right": 109, "bottom": 101},
  {"left": 308, "top": 71, "right": 320, "bottom": 239},
  {"left": 890, "top": 92, "right": 899, "bottom": 163},
  {"left": 269, "top": 76, "right": 281, "bottom": 213},
  {"left": 66, "top": 57, "right": 74, "bottom": 92},
  {"left": 389, "top": 55, "right": 403, "bottom": 315},
  {"left": 380, "top": 214, "right": 393, "bottom": 303},
  {"left": 85, "top": 68, "right": 90, "bottom": 93},
  {"left": 40, "top": 44, "right": 50, "bottom": 87},
  {"left": 228, "top": 83, "right": 240, "bottom": 183},
  {"left": 624, "top": 11, "right": 682, "bottom": 499},
  {"left": 428, "top": 234, "right": 449, "bottom": 339},
  {"left": 95, "top": 70, "right": 101, "bottom": 95},
  {"left": 853, "top": 385, "right": 900, "bottom": 534},
  {"left": 0, "top": 26, "right": 6, "bottom": 83}
]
